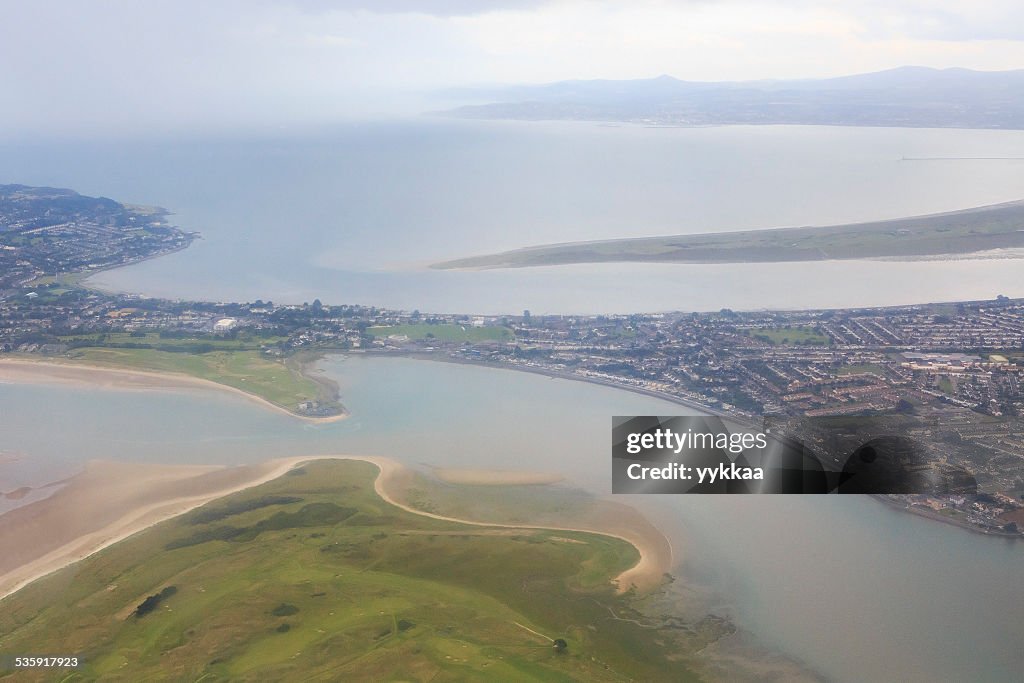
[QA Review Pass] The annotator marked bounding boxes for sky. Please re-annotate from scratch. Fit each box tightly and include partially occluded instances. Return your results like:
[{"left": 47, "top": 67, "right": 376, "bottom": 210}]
[{"left": 2, "top": 0, "right": 1024, "bottom": 135}]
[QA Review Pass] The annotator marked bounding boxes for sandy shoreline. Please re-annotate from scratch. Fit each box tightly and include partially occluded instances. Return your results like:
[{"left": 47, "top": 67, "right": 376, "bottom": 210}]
[
  {"left": 374, "top": 350, "right": 736, "bottom": 420},
  {"left": 0, "top": 456, "right": 340, "bottom": 600},
  {"left": 366, "top": 458, "right": 670, "bottom": 593},
  {"left": 0, "top": 455, "right": 668, "bottom": 602},
  {"left": 0, "top": 358, "right": 347, "bottom": 424}
]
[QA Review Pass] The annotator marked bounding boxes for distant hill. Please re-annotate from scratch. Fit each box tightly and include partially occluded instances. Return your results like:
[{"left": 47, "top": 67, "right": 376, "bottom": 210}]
[{"left": 438, "top": 67, "right": 1024, "bottom": 129}]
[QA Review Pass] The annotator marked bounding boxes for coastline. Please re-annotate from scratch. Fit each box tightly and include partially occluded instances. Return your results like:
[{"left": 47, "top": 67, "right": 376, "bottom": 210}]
[
  {"left": 370, "top": 460, "right": 671, "bottom": 593},
  {"left": 0, "top": 358, "right": 348, "bottom": 424},
  {"left": 367, "top": 350, "right": 736, "bottom": 419},
  {"left": 25, "top": 348, "right": 1003, "bottom": 548},
  {"left": 21, "top": 230, "right": 199, "bottom": 297},
  {"left": 0, "top": 456, "right": 333, "bottom": 601},
  {"left": 375, "top": 353, "right": 1023, "bottom": 544},
  {"left": 0, "top": 455, "right": 668, "bottom": 602},
  {"left": 871, "top": 495, "right": 1021, "bottom": 539},
  {"left": 74, "top": 223, "right": 198, "bottom": 295},
  {"left": 429, "top": 198, "right": 1024, "bottom": 270}
]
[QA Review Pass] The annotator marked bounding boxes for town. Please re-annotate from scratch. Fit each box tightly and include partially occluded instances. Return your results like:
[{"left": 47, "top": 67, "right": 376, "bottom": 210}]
[
  {"left": 2, "top": 185, "right": 1023, "bottom": 537},
  {"left": 0, "top": 184, "right": 196, "bottom": 293}
]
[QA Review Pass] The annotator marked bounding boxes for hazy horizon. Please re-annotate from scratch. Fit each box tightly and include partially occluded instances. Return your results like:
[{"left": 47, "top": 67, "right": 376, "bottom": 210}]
[{"left": 5, "top": 1, "right": 1024, "bottom": 137}]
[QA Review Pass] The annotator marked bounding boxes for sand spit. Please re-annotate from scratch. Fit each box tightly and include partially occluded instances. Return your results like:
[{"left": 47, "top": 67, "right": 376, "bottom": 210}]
[
  {"left": 368, "top": 457, "right": 670, "bottom": 593},
  {"left": 0, "top": 455, "right": 668, "bottom": 602},
  {"left": 0, "top": 359, "right": 347, "bottom": 424},
  {"left": 0, "top": 456, "right": 336, "bottom": 600}
]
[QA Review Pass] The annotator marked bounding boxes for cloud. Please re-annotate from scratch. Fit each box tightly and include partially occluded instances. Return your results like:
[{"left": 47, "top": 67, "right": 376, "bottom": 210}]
[
  {"left": 2, "top": 0, "right": 1024, "bottom": 136},
  {"left": 280, "top": 0, "right": 554, "bottom": 17},
  {"left": 765, "top": 0, "right": 1024, "bottom": 42}
]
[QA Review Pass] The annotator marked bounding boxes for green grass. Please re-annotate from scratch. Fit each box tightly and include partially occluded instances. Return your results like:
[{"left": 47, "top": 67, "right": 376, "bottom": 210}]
[
  {"left": 0, "top": 460, "right": 699, "bottom": 681},
  {"left": 367, "top": 323, "right": 513, "bottom": 343},
  {"left": 398, "top": 473, "right": 595, "bottom": 526},
  {"left": 60, "top": 347, "right": 330, "bottom": 412},
  {"left": 24, "top": 271, "right": 94, "bottom": 288},
  {"left": 432, "top": 200, "right": 1024, "bottom": 269},
  {"left": 57, "top": 332, "right": 282, "bottom": 351},
  {"left": 750, "top": 326, "right": 830, "bottom": 346}
]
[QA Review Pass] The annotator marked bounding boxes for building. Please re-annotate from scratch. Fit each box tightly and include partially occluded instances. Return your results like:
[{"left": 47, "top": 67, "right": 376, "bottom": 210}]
[{"left": 214, "top": 317, "right": 237, "bottom": 334}]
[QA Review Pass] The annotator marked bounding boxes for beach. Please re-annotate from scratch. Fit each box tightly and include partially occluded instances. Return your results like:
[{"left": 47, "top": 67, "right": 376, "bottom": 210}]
[
  {"left": 365, "top": 459, "right": 671, "bottom": 593},
  {"left": 0, "top": 455, "right": 669, "bottom": 602},
  {"left": 0, "top": 358, "right": 347, "bottom": 423},
  {"left": 0, "top": 456, "right": 334, "bottom": 600}
]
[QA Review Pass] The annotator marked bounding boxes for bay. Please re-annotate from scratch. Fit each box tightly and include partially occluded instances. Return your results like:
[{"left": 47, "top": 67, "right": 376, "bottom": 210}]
[
  {"left": 3, "top": 121, "right": 1024, "bottom": 313},
  {"left": 1, "top": 355, "right": 1022, "bottom": 681}
]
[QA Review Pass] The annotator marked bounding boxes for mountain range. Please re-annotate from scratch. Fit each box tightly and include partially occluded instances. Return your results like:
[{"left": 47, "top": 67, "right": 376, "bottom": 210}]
[{"left": 438, "top": 67, "right": 1024, "bottom": 129}]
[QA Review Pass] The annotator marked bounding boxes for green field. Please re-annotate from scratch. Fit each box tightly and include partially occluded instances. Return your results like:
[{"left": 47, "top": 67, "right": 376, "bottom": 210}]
[
  {"left": 24, "top": 271, "right": 94, "bottom": 289},
  {"left": 750, "top": 326, "right": 830, "bottom": 346},
  {"left": 17, "top": 272, "right": 96, "bottom": 303},
  {"left": 367, "top": 323, "right": 513, "bottom": 343},
  {"left": 0, "top": 460, "right": 700, "bottom": 681},
  {"left": 58, "top": 332, "right": 282, "bottom": 351},
  {"left": 59, "top": 347, "right": 337, "bottom": 414},
  {"left": 398, "top": 473, "right": 595, "bottom": 525}
]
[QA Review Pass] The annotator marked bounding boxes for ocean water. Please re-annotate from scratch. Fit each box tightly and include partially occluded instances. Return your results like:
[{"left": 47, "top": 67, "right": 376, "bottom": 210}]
[
  {"left": 1, "top": 355, "right": 1022, "bottom": 681},
  {"left": 1, "top": 120, "right": 1024, "bottom": 312},
  {"left": 3, "top": 121, "right": 1024, "bottom": 679}
]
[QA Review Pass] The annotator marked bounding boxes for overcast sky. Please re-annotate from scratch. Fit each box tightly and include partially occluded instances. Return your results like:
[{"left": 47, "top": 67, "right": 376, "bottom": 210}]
[{"left": 3, "top": 0, "right": 1024, "bottom": 135}]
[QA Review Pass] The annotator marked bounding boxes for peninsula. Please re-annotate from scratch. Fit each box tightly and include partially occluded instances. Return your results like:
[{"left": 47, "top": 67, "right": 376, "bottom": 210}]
[
  {"left": 432, "top": 199, "right": 1024, "bottom": 269},
  {"left": 0, "top": 459, "right": 703, "bottom": 681},
  {"left": 0, "top": 184, "right": 345, "bottom": 420},
  {"left": 0, "top": 184, "right": 195, "bottom": 294}
]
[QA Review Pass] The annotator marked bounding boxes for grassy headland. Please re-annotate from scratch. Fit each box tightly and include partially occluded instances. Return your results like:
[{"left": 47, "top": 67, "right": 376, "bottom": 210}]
[
  {"left": 4, "top": 348, "right": 344, "bottom": 421},
  {"left": 69, "top": 348, "right": 323, "bottom": 410},
  {"left": 0, "top": 460, "right": 706, "bottom": 681},
  {"left": 432, "top": 199, "right": 1024, "bottom": 269},
  {"left": 7, "top": 343, "right": 344, "bottom": 420}
]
